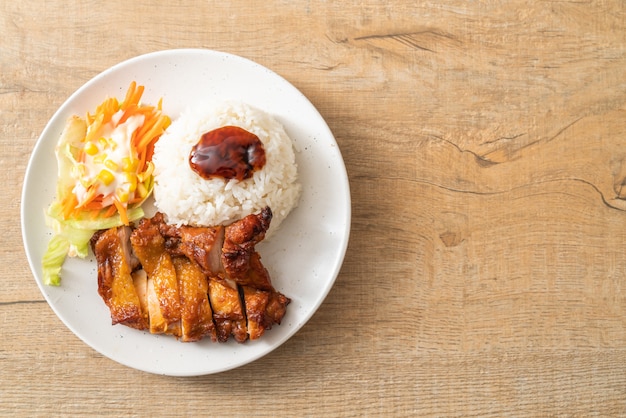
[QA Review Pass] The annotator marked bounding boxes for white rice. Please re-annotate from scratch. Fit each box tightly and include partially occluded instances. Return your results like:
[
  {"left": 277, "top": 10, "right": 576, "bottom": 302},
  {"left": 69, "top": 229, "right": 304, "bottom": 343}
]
[{"left": 152, "top": 102, "right": 301, "bottom": 237}]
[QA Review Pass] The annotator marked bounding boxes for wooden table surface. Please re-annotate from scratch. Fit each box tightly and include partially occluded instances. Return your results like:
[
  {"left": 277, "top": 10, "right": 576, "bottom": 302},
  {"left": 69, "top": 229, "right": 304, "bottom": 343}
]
[{"left": 3, "top": 1, "right": 626, "bottom": 416}]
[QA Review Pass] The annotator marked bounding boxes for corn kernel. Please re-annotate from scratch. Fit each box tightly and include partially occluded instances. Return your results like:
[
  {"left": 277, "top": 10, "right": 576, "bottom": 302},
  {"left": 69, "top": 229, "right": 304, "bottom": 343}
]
[
  {"left": 93, "top": 153, "right": 107, "bottom": 164},
  {"left": 84, "top": 142, "right": 99, "bottom": 156},
  {"left": 124, "top": 172, "right": 138, "bottom": 192},
  {"left": 137, "top": 182, "right": 148, "bottom": 198},
  {"left": 99, "top": 137, "right": 108, "bottom": 148},
  {"left": 75, "top": 163, "right": 86, "bottom": 177},
  {"left": 97, "top": 169, "right": 115, "bottom": 186},
  {"left": 104, "top": 159, "right": 119, "bottom": 171},
  {"left": 121, "top": 157, "right": 137, "bottom": 172},
  {"left": 79, "top": 177, "right": 92, "bottom": 189},
  {"left": 144, "top": 161, "right": 154, "bottom": 177},
  {"left": 116, "top": 188, "right": 129, "bottom": 203},
  {"left": 137, "top": 162, "right": 154, "bottom": 182},
  {"left": 121, "top": 157, "right": 131, "bottom": 171}
]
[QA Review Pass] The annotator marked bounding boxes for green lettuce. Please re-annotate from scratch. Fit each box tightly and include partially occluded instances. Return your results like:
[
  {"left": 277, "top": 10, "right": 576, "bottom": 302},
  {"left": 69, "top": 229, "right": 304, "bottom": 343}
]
[{"left": 42, "top": 203, "right": 144, "bottom": 286}]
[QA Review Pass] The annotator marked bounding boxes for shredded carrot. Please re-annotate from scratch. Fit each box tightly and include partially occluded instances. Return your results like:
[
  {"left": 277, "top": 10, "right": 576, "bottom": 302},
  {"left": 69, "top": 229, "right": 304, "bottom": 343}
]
[
  {"left": 112, "top": 198, "right": 129, "bottom": 225},
  {"left": 145, "top": 141, "right": 155, "bottom": 165},
  {"left": 128, "top": 196, "right": 144, "bottom": 205},
  {"left": 136, "top": 150, "right": 147, "bottom": 175},
  {"left": 135, "top": 112, "right": 159, "bottom": 143},
  {"left": 60, "top": 81, "right": 168, "bottom": 224},
  {"left": 62, "top": 192, "right": 78, "bottom": 219},
  {"left": 138, "top": 114, "right": 169, "bottom": 150},
  {"left": 120, "top": 81, "right": 142, "bottom": 111},
  {"left": 75, "top": 187, "right": 98, "bottom": 209},
  {"left": 103, "top": 205, "right": 117, "bottom": 217},
  {"left": 121, "top": 81, "right": 136, "bottom": 107}
]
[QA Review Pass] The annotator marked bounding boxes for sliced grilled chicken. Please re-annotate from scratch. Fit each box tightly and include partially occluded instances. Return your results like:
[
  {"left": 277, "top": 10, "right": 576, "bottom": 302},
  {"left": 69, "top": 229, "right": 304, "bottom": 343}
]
[
  {"left": 130, "top": 214, "right": 166, "bottom": 276},
  {"left": 221, "top": 207, "right": 273, "bottom": 290},
  {"left": 208, "top": 278, "right": 247, "bottom": 343},
  {"left": 173, "top": 256, "right": 217, "bottom": 342},
  {"left": 147, "top": 252, "right": 181, "bottom": 335},
  {"left": 157, "top": 215, "right": 226, "bottom": 278},
  {"left": 131, "top": 269, "right": 149, "bottom": 326},
  {"left": 92, "top": 207, "right": 289, "bottom": 344},
  {"left": 241, "top": 286, "right": 270, "bottom": 340},
  {"left": 265, "top": 289, "right": 291, "bottom": 329},
  {"left": 92, "top": 226, "right": 146, "bottom": 330},
  {"left": 242, "top": 286, "right": 291, "bottom": 340}
]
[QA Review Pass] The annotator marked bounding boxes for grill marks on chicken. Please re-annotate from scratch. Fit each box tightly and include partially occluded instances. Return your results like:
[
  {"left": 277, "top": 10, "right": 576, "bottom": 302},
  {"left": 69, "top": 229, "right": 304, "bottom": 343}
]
[{"left": 91, "top": 207, "right": 290, "bottom": 343}]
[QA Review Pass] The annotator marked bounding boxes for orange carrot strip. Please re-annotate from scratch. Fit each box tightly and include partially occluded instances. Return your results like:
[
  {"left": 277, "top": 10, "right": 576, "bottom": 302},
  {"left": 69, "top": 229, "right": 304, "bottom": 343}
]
[
  {"left": 120, "top": 82, "right": 138, "bottom": 110},
  {"left": 85, "top": 114, "right": 103, "bottom": 143},
  {"left": 83, "top": 200, "right": 105, "bottom": 211},
  {"left": 120, "top": 104, "right": 153, "bottom": 126},
  {"left": 139, "top": 111, "right": 158, "bottom": 136},
  {"left": 134, "top": 115, "right": 159, "bottom": 146},
  {"left": 138, "top": 115, "right": 168, "bottom": 150},
  {"left": 85, "top": 204, "right": 113, "bottom": 220},
  {"left": 137, "top": 147, "right": 148, "bottom": 174},
  {"left": 112, "top": 198, "right": 129, "bottom": 225},
  {"left": 130, "top": 84, "right": 144, "bottom": 106},
  {"left": 61, "top": 192, "right": 78, "bottom": 219},
  {"left": 104, "top": 205, "right": 117, "bottom": 217},
  {"left": 145, "top": 141, "right": 155, "bottom": 163},
  {"left": 75, "top": 187, "right": 99, "bottom": 209},
  {"left": 128, "top": 196, "right": 144, "bottom": 205},
  {"left": 94, "top": 97, "right": 118, "bottom": 125},
  {"left": 121, "top": 83, "right": 144, "bottom": 111}
]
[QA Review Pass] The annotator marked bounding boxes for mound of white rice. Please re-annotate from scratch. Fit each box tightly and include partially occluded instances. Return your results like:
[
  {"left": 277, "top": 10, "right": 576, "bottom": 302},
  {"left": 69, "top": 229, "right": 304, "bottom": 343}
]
[{"left": 152, "top": 102, "right": 301, "bottom": 236}]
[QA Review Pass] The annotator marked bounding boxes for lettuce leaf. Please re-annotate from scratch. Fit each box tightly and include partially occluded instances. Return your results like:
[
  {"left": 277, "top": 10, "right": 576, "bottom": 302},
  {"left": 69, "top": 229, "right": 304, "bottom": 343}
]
[
  {"left": 42, "top": 202, "right": 145, "bottom": 286},
  {"left": 42, "top": 235, "right": 71, "bottom": 286}
]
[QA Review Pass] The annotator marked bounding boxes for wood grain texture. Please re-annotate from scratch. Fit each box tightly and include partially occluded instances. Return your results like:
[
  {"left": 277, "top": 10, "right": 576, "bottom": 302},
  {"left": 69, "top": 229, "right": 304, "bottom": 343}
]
[{"left": 2, "top": 0, "right": 626, "bottom": 416}]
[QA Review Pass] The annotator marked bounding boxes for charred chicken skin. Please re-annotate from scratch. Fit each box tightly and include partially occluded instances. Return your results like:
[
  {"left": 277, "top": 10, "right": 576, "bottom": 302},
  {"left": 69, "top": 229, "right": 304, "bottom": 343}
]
[{"left": 91, "top": 207, "right": 290, "bottom": 343}]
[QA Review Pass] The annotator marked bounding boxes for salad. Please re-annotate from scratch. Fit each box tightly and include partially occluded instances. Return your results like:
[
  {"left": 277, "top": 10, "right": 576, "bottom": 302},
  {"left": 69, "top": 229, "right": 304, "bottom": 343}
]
[{"left": 42, "top": 82, "right": 170, "bottom": 285}]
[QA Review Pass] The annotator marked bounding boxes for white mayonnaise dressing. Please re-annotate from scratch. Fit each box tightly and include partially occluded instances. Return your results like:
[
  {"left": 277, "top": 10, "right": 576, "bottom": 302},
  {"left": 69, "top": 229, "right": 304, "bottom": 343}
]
[{"left": 72, "top": 111, "right": 145, "bottom": 205}]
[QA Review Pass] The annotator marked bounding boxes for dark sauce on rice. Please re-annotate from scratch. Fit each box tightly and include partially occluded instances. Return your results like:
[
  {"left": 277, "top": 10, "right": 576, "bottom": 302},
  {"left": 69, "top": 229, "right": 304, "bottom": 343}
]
[{"left": 189, "top": 126, "right": 266, "bottom": 181}]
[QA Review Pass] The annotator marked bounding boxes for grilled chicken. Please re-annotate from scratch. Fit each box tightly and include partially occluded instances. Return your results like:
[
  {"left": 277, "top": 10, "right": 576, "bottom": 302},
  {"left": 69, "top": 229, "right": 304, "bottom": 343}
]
[
  {"left": 92, "top": 207, "right": 290, "bottom": 343},
  {"left": 131, "top": 269, "right": 149, "bottom": 326},
  {"left": 242, "top": 286, "right": 291, "bottom": 340},
  {"left": 92, "top": 226, "right": 146, "bottom": 330},
  {"left": 147, "top": 251, "right": 181, "bottom": 335},
  {"left": 159, "top": 219, "right": 225, "bottom": 278},
  {"left": 221, "top": 206, "right": 273, "bottom": 289},
  {"left": 241, "top": 286, "right": 270, "bottom": 340},
  {"left": 208, "top": 278, "right": 248, "bottom": 343},
  {"left": 173, "top": 256, "right": 217, "bottom": 342},
  {"left": 130, "top": 214, "right": 166, "bottom": 276}
]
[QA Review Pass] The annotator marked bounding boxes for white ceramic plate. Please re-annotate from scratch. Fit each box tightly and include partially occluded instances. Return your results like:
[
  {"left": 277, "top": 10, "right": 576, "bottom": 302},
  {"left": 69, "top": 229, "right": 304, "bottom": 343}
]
[{"left": 21, "top": 49, "right": 351, "bottom": 376}]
